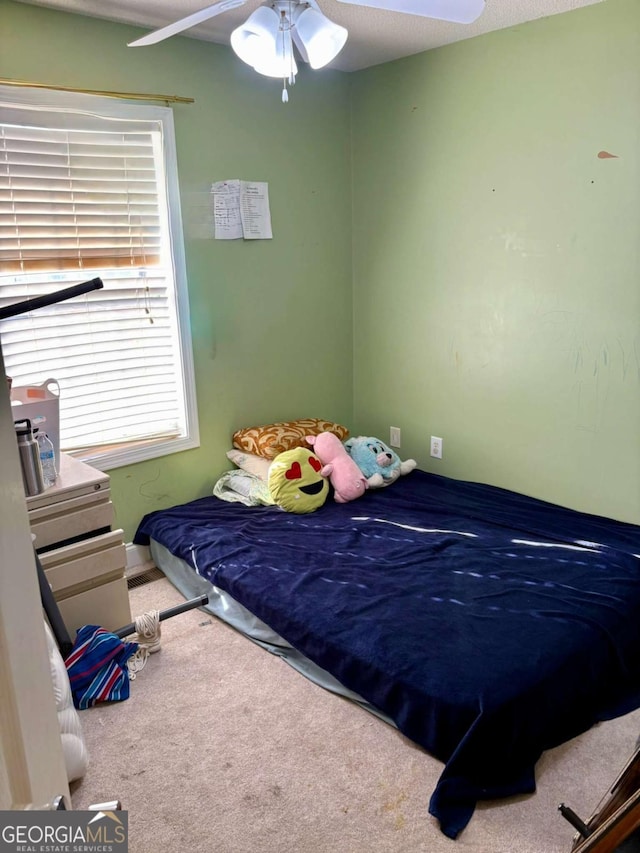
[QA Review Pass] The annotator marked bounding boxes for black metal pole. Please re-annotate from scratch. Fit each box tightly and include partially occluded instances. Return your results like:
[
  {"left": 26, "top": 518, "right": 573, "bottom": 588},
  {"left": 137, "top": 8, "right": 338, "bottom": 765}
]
[
  {"left": 35, "top": 550, "right": 73, "bottom": 658},
  {"left": 558, "top": 803, "right": 592, "bottom": 839},
  {"left": 0, "top": 278, "right": 104, "bottom": 321},
  {"left": 113, "top": 594, "right": 210, "bottom": 639}
]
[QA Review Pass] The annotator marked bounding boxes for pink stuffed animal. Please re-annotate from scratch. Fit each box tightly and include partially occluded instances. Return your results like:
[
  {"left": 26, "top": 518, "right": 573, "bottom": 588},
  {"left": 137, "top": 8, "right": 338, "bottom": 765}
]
[{"left": 306, "top": 432, "right": 367, "bottom": 503}]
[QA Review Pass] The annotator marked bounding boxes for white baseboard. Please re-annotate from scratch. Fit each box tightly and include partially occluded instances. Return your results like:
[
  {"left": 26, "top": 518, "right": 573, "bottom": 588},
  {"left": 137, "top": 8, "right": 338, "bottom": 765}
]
[{"left": 125, "top": 542, "right": 153, "bottom": 579}]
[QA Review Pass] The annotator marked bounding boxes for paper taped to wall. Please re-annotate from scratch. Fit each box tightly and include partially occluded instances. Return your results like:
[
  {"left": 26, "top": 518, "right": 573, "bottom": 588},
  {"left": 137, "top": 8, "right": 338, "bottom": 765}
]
[{"left": 211, "top": 179, "right": 272, "bottom": 240}]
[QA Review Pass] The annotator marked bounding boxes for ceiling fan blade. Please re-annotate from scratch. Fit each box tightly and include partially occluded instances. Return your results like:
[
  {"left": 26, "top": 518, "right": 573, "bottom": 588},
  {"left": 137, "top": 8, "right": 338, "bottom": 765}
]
[
  {"left": 334, "top": 0, "right": 485, "bottom": 24},
  {"left": 128, "top": 0, "right": 248, "bottom": 47}
]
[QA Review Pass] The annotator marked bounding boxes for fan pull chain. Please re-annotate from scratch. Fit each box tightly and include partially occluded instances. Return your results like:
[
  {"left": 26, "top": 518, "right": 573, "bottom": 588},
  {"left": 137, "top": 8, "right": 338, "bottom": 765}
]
[
  {"left": 279, "top": 3, "right": 295, "bottom": 103},
  {"left": 282, "top": 69, "right": 295, "bottom": 102}
]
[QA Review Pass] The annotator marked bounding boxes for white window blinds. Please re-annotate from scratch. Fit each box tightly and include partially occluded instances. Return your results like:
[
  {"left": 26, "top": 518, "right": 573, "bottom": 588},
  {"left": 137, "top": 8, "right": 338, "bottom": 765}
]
[
  {"left": 0, "top": 88, "right": 198, "bottom": 468},
  {"left": 0, "top": 122, "right": 162, "bottom": 273}
]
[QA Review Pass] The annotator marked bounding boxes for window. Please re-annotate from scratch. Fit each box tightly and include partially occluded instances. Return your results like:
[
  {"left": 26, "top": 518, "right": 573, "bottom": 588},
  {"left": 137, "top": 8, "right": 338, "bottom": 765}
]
[{"left": 0, "top": 86, "right": 199, "bottom": 470}]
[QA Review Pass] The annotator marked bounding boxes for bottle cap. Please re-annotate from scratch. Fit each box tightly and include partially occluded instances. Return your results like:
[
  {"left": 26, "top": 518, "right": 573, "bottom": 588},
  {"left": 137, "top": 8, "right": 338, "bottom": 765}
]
[{"left": 14, "top": 418, "right": 33, "bottom": 437}]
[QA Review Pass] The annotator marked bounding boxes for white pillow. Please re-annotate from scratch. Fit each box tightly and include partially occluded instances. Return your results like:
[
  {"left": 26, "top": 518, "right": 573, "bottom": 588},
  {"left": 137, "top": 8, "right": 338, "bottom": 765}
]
[
  {"left": 44, "top": 620, "right": 89, "bottom": 783},
  {"left": 226, "top": 448, "right": 272, "bottom": 481}
]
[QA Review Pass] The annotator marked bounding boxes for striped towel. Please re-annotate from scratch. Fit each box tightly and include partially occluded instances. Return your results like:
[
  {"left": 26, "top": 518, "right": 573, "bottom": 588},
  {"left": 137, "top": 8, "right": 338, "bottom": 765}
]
[{"left": 65, "top": 625, "right": 138, "bottom": 710}]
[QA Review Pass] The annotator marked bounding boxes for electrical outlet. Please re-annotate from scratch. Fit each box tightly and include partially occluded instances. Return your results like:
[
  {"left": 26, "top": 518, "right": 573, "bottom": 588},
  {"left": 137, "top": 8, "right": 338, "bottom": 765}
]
[
  {"left": 390, "top": 427, "right": 401, "bottom": 448},
  {"left": 430, "top": 436, "right": 443, "bottom": 459}
]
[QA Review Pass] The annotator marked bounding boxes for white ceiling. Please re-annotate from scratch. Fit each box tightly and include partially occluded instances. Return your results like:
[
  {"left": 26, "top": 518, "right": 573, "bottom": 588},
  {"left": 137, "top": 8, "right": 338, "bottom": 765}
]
[{"left": 15, "top": 0, "right": 606, "bottom": 72}]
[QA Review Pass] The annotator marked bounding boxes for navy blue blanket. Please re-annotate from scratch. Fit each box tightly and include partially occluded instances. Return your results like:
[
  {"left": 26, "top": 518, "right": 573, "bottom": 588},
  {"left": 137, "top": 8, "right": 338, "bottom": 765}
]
[{"left": 134, "top": 471, "right": 640, "bottom": 838}]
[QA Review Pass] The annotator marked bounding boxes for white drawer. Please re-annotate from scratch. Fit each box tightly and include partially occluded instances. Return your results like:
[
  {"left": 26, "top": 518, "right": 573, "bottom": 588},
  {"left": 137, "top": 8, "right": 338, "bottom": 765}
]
[
  {"left": 26, "top": 453, "right": 131, "bottom": 636},
  {"left": 39, "top": 530, "right": 126, "bottom": 598},
  {"left": 29, "top": 489, "right": 114, "bottom": 550},
  {"left": 56, "top": 577, "right": 132, "bottom": 636}
]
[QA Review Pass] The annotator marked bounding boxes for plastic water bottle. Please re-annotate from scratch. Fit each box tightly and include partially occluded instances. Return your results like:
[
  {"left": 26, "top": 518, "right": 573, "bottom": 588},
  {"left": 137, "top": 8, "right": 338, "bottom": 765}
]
[{"left": 36, "top": 432, "right": 57, "bottom": 488}]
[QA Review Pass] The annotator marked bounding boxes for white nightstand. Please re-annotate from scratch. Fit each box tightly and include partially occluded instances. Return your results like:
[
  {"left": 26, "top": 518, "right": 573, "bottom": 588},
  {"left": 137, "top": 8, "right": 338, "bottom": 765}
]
[{"left": 27, "top": 453, "right": 132, "bottom": 637}]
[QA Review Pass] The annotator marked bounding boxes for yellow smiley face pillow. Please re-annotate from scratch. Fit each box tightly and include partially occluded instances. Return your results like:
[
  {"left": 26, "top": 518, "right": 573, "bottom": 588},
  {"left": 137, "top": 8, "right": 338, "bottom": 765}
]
[{"left": 268, "top": 447, "right": 329, "bottom": 513}]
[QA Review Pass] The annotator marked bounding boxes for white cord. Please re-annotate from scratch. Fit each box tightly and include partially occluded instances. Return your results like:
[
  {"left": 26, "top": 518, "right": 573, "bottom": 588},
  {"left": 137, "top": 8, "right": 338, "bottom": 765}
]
[{"left": 127, "top": 610, "right": 161, "bottom": 679}]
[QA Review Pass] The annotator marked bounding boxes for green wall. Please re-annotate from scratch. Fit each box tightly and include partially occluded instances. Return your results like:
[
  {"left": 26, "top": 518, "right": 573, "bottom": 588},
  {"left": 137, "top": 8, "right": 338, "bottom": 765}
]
[
  {"left": 351, "top": 0, "right": 640, "bottom": 524},
  {"left": 1, "top": 0, "right": 353, "bottom": 540},
  {"left": 3, "top": 0, "right": 639, "bottom": 535}
]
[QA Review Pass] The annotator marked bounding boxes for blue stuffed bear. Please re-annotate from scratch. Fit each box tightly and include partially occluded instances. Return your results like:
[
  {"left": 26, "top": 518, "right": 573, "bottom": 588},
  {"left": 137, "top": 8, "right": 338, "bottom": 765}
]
[{"left": 344, "top": 436, "right": 416, "bottom": 488}]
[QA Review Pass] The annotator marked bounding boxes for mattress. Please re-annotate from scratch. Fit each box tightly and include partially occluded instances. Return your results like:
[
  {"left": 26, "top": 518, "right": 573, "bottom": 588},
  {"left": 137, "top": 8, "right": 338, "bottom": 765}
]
[
  {"left": 149, "top": 538, "right": 393, "bottom": 724},
  {"left": 134, "top": 470, "right": 640, "bottom": 838}
]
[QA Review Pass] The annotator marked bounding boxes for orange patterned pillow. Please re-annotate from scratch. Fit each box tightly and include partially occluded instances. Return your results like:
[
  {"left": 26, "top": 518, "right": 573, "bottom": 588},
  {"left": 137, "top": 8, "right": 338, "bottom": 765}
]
[{"left": 233, "top": 418, "right": 349, "bottom": 460}]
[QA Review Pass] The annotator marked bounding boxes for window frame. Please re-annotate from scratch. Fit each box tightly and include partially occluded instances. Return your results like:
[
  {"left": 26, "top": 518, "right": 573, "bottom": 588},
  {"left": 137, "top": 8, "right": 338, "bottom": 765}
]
[{"left": 0, "top": 85, "right": 200, "bottom": 471}]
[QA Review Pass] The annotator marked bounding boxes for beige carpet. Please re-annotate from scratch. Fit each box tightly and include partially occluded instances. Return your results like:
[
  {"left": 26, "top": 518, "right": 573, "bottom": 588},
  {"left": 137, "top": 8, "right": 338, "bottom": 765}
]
[{"left": 70, "top": 577, "right": 640, "bottom": 853}]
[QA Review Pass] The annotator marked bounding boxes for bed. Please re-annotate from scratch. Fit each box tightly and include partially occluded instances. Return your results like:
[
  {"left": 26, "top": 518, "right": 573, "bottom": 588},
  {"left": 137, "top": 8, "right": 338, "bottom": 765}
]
[{"left": 134, "top": 469, "right": 640, "bottom": 839}]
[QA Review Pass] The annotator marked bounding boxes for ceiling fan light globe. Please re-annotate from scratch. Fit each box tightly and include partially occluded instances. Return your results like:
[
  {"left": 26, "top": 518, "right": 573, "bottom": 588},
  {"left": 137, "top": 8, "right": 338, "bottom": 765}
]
[
  {"left": 231, "top": 33, "right": 273, "bottom": 69},
  {"left": 252, "top": 26, "right": 298, "bottom": 77},
  {"left": 230, "top": 5, "right": 280, "bottom": 66},
  {"left": 253, "top": 53, "right": 298, "bottom": 78},
  {"left": 295, "top": 8, "right": 348, "bottom": 69}
]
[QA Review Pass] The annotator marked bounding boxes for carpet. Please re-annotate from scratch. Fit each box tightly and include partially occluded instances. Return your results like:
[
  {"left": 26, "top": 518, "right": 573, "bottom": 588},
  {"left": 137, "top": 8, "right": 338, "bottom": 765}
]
[{"left": 70, "top": 577, "right": 640, "bottom": 853}]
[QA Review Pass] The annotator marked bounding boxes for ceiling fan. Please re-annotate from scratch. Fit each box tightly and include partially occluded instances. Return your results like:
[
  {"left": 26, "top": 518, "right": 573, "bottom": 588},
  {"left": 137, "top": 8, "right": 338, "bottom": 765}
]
[{"left": 129, "top": 0, "right": 486, "bottom": 101}]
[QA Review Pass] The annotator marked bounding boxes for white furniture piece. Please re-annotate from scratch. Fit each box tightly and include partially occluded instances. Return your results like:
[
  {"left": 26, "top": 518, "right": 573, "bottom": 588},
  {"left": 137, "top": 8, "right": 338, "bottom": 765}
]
[
  {"left": 43, "top": 620, "right": 88, "bottom": 782},
  {"left": 27, "top": 453, "right": 132, "bottom": 637}
]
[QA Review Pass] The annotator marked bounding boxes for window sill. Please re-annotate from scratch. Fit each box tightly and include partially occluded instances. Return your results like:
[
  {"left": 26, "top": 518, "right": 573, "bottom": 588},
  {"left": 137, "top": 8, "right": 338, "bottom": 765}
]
[{"left": 68, "top": 434, "right": 200, "bottom": 472}]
